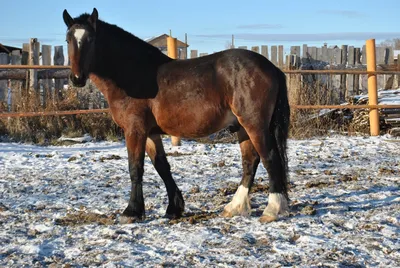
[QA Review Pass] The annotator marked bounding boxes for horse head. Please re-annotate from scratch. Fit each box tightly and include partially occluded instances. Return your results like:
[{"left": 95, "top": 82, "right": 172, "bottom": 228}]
[{"left": 63, "top": 8, "right": 98, "bottom": 87}]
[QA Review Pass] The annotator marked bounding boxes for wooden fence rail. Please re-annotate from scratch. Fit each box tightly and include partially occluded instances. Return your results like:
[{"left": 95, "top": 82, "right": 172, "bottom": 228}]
[
  {"left": 1, "top": 64, "right": 399, "bottom": 75},
  {"left": 2, "top": 104, "right": 400, "bottom": 118},
  {"left": 0, "top": 69, "right": 70, "bottom": 80},
  {"left": 0, "top": 108, "right": 109, "bottom": 118},
  {"left": 1, "top": 38, "right": 399, "bottom": 138},
  {"left": 0, "top": 65, "right": 69, "bottom": 69}
]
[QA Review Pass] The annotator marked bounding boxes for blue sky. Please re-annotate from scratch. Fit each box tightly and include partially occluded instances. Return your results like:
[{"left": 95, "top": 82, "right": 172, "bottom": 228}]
[{"left": 1, "top": 0, "right": 399, "bottom": 58}]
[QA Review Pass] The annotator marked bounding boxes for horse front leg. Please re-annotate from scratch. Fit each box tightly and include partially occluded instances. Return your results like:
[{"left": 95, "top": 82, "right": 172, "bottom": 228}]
[
  {"left": 122, "top": 128, "right": 147, "bottom": 220},
  {"left": 146, "top": 135, "right": 184, "bottom": 219}
]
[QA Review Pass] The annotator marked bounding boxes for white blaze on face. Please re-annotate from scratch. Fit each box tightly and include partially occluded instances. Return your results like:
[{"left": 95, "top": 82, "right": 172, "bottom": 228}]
[{"left": 74, "top": 29, "right": 86, "bottom": 49}]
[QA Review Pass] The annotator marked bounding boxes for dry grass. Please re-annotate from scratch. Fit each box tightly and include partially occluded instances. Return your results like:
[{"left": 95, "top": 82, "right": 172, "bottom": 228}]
[
  {"left": 1, "top": 74, "right": 360, "bottom": 143},
  {"left": 287, "top": 74, "right": 352, "bottom": 139},
  {"left": 1, "top": 85, "right": 123, "bottom": 144},
  {"left": 55, "top": 211, "right": 116, "bottom": 226}
]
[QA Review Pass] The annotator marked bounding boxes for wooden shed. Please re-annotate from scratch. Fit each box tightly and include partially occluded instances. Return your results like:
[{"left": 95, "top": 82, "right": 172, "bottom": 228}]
[
  {"left": 146, "top": 34, "right": 189, "bottom": 59},
  {"left": 0, "top": 43, "right": 22, "bottom": 54}
]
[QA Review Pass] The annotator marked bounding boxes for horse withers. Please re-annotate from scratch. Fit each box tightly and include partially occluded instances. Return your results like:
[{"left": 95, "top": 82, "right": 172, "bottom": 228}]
[{"left": 62, "top": 8, "right": 290, "bottom": 223}]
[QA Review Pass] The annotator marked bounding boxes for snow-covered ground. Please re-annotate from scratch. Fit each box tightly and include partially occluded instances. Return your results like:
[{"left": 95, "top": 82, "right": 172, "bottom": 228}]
[{"left": 0, "top": 135, "right": 399, "bottom": 267}]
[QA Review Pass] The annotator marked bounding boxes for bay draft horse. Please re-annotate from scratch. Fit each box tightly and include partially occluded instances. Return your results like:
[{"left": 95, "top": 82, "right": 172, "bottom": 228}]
[{"left": 62, "top": 8, "right": 290, "bottom": 223}]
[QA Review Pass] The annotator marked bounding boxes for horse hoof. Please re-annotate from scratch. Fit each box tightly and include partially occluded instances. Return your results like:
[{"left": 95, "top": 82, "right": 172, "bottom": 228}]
[
  {"left": 259, "top": 213, "right": 278, "bottom": 223},
  {"left": 164, "top": 213, "right": 182, "bottom": 220},
  {"left": 221, "top": 202, "right": 251, "bottom": 218},
  {"left": 122, "top": 207, "right": 145, "bottom": 221},
  {"left": 165, "top": 205, "right": 184, "bottom": 219},
  {"left": 221, "top": 208, "right": 251, "bottom": 218},
  {"left": 220, "top": 209, "right": 233, "bottom": 218},
  {"left": 119, "top": 215, "right": 143, "bottom": 224}
]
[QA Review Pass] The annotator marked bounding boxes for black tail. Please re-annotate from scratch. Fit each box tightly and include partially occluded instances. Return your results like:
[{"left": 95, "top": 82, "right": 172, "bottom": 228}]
[{"left": 269, "top": 67, "right": 290, "bottom": 199}]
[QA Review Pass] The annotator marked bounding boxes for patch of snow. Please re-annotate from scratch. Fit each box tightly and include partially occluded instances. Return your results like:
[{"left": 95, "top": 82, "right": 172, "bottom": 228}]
[
  {"left": 57, "top": 133, "right": 93, "bottom": 143},
  {"left": 0, "top": 135, "right": 399, "bottom": 266}
]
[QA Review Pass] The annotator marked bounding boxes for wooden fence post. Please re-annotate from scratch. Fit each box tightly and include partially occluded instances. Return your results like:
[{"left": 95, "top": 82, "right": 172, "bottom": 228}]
[
  {"left": 354, "top": 47, "right": 361, "bottom": 94},
  {"left": 302, "top": 44, "right": 308, "bottom": 64},
  {"left": 167, "top": 36, "right": 178, "bottom": 59},
  {"left": 0, "top": 53, "right": 9, "bottom": 109},
  {"left": 21, "top": 43, "right": 29, "bottom": 100},
  {"left": 366, "top": 39, "right": 380, "bottom": 136},
  {"left": 167, "top": 35, "right": 181, "bottom": 146},
  {"left": 322, "top": 44, "right": 328, "bottom": 62},
  {"left": 347, "top": 46, "right": 355, "bottom": 97},
  {"left": 251, "top": 46, "right": 259, "bottom": 54},
  {"left": 11, "top": 50, "right": 22, "bottom": 111},
  {"left": 54, "top": 46, "right": 65, "bottom": 102},
  {"left": 271, "top": 46, "right": 278, "bottom": 66},
  {"left": 341, "top": 45, "right": 348, "bottom": 98},
  {"left": 290, "top": 46, "right": 300, "bottom": 58},
  {"left": 398, "top": 53, "right": 400, "bottom": 88},
  {"left": 190, "top": 50, "right": 198, "bottom": 59},
  {"left": 278, "top": 45, "right": 284, "bottom": 68},
  {"left": 362, "top": 45, "right": 367, "bottom": 64},
  {"left": 42, "top": 45, "right": 52, "bottom": 108},
  {"left": 310, "top": 47, "right": 317, "bottom": 62},
  {"left": 261, "top": 45, "right": 268, "bottom": 59},
  {"left": 28, "top": 38, "right": 39, "bottom": 102}
]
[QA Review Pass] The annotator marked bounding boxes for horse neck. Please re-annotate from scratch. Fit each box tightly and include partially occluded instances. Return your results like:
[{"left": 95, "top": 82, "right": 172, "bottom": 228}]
[
  {"left": 90, "top": 23, "right": 172, "bottom": 78},
  {"left": 88, "top": 22, "right": 173, "bottom": 99}
]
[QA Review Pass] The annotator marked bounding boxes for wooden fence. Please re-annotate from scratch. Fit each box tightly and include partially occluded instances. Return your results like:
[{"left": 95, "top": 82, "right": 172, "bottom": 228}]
[
  {"left": 0, "top": 38, "right": 399, "bottom": 114},
  {"left": 190, "top": 44, "right": 397, "bottom": 67},
  {"left": 0, "top": 38, "right": 106, "bottom": 112},
  {"left": 190, "top": 43, "right": 400, "bottom": 102}
]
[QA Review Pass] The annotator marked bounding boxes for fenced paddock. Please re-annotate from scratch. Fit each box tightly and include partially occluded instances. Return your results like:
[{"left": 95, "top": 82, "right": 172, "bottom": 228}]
[
  {"left": 1, "top": 38, "right": 400, "bottom": 141},
  {"left": 1, "top": 38, "right": 400, "bottom": 112},
  {"left": 0, "top": 38, "right": 400, "bottom": 267}
]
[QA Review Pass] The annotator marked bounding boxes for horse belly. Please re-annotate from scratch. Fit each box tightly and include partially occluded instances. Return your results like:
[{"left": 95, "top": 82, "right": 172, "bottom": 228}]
[{"left": 155, "top": 107, "right": 237, "bottom": 138}]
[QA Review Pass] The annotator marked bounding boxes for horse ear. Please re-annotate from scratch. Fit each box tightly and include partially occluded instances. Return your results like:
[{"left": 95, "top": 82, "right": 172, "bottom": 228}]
[
  {"left": 88, "top": 8, "right": 98, "bottom": 31},
  {"left": 63, "top": 9, "right": 74, "bottom": 28}
]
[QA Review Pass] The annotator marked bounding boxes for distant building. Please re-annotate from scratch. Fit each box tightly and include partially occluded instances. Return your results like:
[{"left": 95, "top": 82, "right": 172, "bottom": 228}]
[
  {"left": 146, "top": 34, "right": 189, "bottom": 59},
  {"left": 0, "top": 43, "right": 22, "bottom": 55}
]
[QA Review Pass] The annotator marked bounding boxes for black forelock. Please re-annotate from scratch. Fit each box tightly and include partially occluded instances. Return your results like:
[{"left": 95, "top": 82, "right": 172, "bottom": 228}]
[{"left": 73, "top": 13, "right": 92, "bottom": 25}]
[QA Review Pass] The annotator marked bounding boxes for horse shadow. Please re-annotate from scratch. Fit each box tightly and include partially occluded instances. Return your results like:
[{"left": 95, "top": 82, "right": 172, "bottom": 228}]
[{"left": 283, "top": 184, "right": 399, "bottom": 220}]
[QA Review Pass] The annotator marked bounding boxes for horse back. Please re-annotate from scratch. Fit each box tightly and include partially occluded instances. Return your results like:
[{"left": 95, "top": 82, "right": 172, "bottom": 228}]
[{"left": 148, "top": 49, "right": 278, "bottom": 138}]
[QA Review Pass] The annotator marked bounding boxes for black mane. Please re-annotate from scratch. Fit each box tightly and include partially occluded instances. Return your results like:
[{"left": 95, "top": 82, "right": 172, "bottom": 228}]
[{"left": 74, "top": 13, "right": 172, "bottom": 98}]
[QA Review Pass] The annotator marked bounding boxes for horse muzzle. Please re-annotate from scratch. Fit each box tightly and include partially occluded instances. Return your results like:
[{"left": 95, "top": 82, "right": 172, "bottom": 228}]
[{"left": 69, "top": 73, "right": 87, "bottom": 87}]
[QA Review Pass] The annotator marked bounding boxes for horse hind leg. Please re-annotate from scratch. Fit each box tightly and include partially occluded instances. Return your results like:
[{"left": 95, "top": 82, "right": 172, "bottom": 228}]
[
  {"left": 233, "top": 111, "right": 289, "bottom": 222},
  {"left": 260, "top": 129, "right": 289, "bottom": 223},
  {"left": 146, "top": 135, "right": 185, "bottom": 219},
  {"left": 247, "top": 126, "right": 289, "bottom": 223},
  {"left": 222, "top": 127, "right": 260, "bottom": 218}
]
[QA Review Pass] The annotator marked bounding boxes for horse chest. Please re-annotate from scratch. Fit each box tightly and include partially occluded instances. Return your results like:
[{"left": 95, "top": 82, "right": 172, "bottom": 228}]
[{"left": 108, "top": 99, "right": 143, "bottom": 129}]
